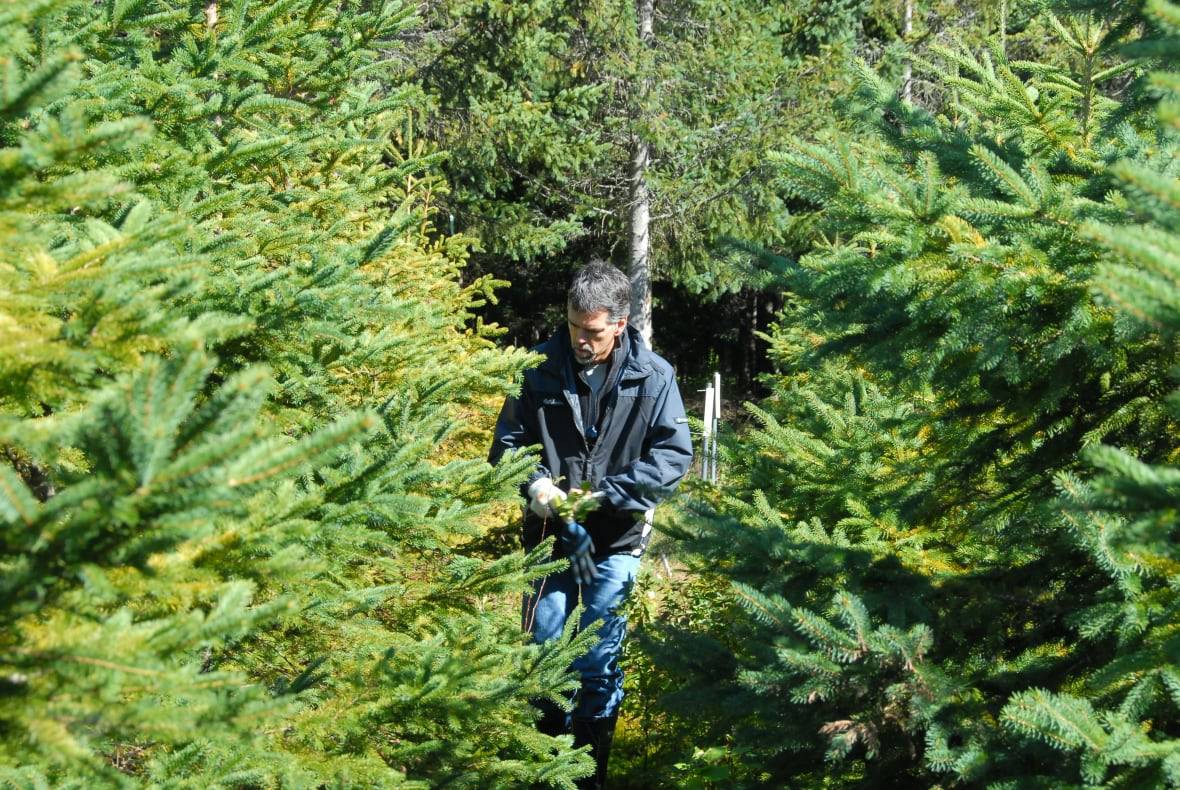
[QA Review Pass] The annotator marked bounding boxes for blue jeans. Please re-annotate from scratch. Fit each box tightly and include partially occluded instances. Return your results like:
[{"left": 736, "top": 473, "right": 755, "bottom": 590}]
[{"left": 524, "top": 552, "right": 641, "bottom": 722}]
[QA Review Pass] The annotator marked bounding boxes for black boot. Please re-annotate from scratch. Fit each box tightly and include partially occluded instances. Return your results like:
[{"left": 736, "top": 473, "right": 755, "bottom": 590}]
[{"left": 571, "top": 715, "right": 617, "bottom": 790}]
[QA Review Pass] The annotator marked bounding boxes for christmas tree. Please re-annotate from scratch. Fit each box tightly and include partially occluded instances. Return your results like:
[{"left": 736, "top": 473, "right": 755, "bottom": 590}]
[
  {"left": 655, "top": 3, "right": 1180, "bottom": 786},
  {"left": 1, "top": 0, "right": 591, "bottom": 785}
]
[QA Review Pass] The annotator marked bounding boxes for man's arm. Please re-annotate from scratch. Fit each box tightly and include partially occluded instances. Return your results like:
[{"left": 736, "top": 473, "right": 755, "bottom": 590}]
[
  {"left": 488, "top": 387, "right": 551, "bottom": 495},
  {"left": 596, "top": 373, "right": 693, "bottom": 512}
]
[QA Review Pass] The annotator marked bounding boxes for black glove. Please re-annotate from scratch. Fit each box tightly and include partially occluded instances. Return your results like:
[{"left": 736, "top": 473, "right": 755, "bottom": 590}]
[{"left": 559, "top": 521, "right": 598, "bottom": 586}]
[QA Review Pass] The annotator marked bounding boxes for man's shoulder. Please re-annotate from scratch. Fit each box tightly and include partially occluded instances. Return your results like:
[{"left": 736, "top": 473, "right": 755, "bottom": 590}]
[
  {"left": 646, "top": 349, "right": 676, "bottom": 375},
  {"left": 520, "top": 332, "right": 565, "bottom": 387},
  {"left": 538, "top": 331, "right": 570, "bottom": 362},
  {"left": 633, "top": 342, "right": 677, "bottom": 383}
]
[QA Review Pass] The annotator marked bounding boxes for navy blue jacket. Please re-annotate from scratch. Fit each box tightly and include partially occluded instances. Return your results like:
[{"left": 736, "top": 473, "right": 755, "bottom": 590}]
[{"left": 489, "top": 325, "right": 693, "bottom": 556}]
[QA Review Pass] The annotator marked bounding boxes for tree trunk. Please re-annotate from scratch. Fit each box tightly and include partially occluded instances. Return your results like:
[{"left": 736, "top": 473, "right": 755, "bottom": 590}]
[
  {"left": 628, "top": 0, "right": 654, "bottom": 347},
  {"left": 999, "top": 0, "right": 1007, "bottom": 56},
  {"left": 747, "top": 290, "right": 758, "bottom": 391},
  {"left": 902, "top": 0, "right": 913, "bottom": 103}
]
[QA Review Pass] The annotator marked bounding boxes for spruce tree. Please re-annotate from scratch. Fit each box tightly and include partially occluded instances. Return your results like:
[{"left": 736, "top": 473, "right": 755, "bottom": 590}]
[
  {"left": 413, "top": 0, "right": 841, "bottom": 339},
  {"left": 1, "top": 0, "right": 592, "bottom": 786},
  {"left": 999, "top": 1, "right": 1180, "bottom": 785},
  {"left": 653, "top": 3, "right": 1180, "bottom": 786}
]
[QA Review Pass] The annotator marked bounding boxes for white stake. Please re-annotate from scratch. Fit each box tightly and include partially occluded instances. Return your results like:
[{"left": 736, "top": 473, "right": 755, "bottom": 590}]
[
  {"left": 702, "top": 383, "right": 715, "bottom": 481},
  {"left": 711, "top": 372, "right": 721, "bottom": 483}
]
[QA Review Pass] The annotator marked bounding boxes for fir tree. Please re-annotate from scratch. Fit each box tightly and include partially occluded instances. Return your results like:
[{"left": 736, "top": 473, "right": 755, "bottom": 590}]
[
  {"left": 999, "top": 1, "right": 1180, "bottom": 785},
  {"left": 653, "top": 4, "right": 1180, "bottom": 786},
  {"left": 413, "top": 0, "right": 840, "bottom": 341},
  {"left": 1, "top": 0, "right": 592, "bottom": 786}
]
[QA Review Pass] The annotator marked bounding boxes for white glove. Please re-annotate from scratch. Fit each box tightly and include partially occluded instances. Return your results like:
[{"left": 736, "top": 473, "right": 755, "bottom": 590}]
[{"left": 527, "top": 477, "right": 566, "bottom": 519}]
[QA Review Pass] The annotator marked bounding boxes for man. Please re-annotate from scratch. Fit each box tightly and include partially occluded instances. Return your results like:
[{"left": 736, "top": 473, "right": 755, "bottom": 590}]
[{"left": 488, "top": 261, "right": 693, "bottom": 788}]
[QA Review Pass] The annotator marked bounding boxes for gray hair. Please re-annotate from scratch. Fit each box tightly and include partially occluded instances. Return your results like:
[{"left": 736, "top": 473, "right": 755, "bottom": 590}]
[{"left": 568, "top": 260, "right": 631, "bottom": 321}]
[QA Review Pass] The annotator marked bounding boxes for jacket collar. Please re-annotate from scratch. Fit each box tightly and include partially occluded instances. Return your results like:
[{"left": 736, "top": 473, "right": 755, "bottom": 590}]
[{"left": 538, "top": 323, "right": 655, "bottom": 384}]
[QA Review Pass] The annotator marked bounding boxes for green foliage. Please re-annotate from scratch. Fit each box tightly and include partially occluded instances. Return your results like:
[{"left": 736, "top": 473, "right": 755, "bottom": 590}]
[
  {"left": 414, "top": 0, "right": 840, "bottom": 300},
  {"left": 659, "top": 4, "right": 1180, "bottom": 786},
  {"left": 783, "top": 0, "right": 869, "bottom": 56},
  {"left": 11, "top": 0, "right": 1178, "bottom": 786},
  {"left": 996, "top": 4, "right": 1180, "bottom": 784},
  {"left": 611, "top": 554, "right": 751, "bottom": 787},
  {"left": 0, "top": 0, "right": 591, "bottom": 785},
  {"left": 414, "top": 0, "right": 610, "bottom": 263}
]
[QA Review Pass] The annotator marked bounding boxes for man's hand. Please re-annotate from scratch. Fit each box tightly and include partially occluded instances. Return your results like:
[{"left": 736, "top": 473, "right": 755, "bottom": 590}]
[
  {"left": 559, "top": 521, "right": 598, "bottom": 586},
  {"left": 527, "top": 477, "right": 567, "bottom": 519}
]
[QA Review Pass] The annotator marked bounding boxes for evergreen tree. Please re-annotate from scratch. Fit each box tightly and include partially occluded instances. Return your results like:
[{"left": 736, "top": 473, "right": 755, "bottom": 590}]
[
  {"left": 413, "top": 0, "right": 1064, "bottom": 398},
  {"left": 1000, "top": 1, "right": 1180, "bottom": 785},
  {"left": 652, "top": 3, "right": 1180, "bottom": 786},
  {"left": 1, "top": 0, "right": 592, "bottom": 785},
  {"left": 413, "top": 0, "right": 840, "bottom": 344}
]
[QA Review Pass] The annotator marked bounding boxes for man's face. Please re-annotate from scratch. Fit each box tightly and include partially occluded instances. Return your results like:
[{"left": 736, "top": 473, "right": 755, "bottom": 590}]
[{"left": 568, "top": 307, "right": 626, "bottom": 365}]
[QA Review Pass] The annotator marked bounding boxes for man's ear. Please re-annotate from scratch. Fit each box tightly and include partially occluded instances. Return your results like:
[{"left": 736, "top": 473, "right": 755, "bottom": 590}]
[{"left": 614, "top": 318, "right": 627, "bottom": 336}]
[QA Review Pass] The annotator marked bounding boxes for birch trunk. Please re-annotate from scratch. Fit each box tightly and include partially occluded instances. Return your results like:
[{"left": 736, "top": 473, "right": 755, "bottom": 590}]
[
  {"left": 902, "top": 0, "right": 913, "bottom": 103},
  {"left": 1000, "top": 0, "right": 1007, "bottom": 56},
  {"left": 628, "top": 0, "right": 654, "bottom": 347}
]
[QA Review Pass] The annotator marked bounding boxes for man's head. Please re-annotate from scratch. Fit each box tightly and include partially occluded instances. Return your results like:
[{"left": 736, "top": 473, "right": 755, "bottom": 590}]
[{"left": 567, "top": 261, "right": 630, "bottom": 365}]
